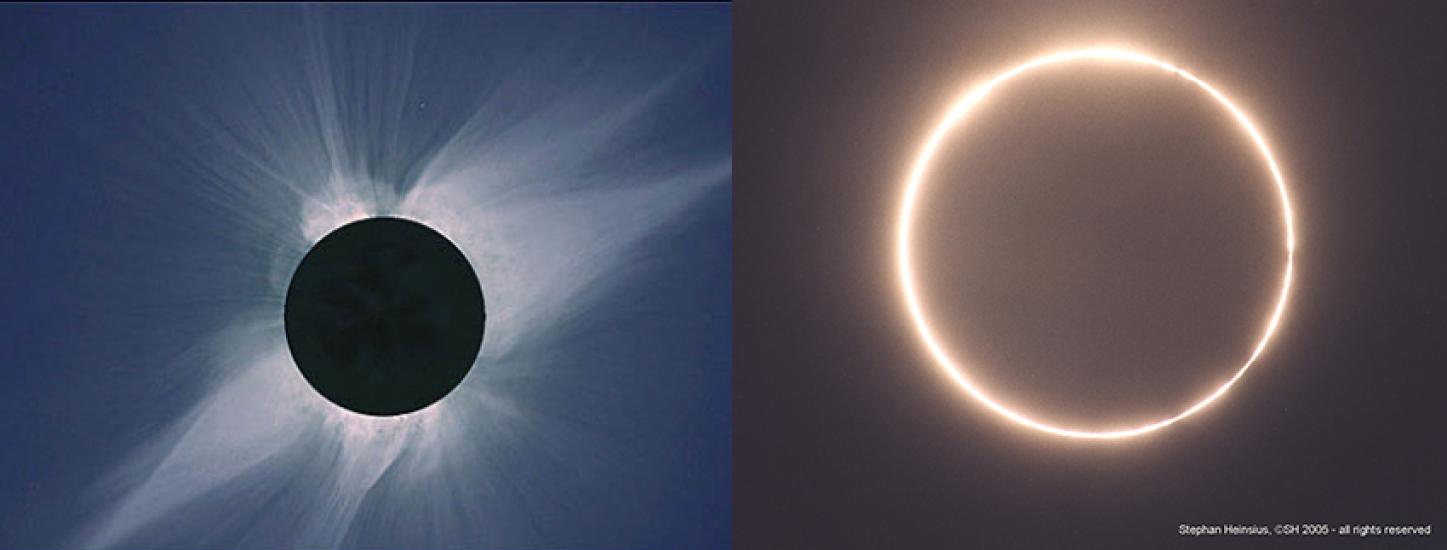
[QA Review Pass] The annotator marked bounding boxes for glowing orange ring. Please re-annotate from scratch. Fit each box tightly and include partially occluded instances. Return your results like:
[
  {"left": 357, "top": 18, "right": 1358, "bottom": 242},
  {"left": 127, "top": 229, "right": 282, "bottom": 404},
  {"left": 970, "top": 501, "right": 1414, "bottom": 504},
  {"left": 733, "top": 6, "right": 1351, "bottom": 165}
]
[{"left": 897, "top": 48, "right": 1296, "bottom": 439}]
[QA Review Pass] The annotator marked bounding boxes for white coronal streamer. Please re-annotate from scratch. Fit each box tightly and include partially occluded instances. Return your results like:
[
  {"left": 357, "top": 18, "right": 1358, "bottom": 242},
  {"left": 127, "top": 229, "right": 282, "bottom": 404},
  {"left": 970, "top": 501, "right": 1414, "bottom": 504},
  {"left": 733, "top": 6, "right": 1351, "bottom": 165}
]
[
  {"left": 83, "top": 319, "right": 313, "bottom": 548},
  {"left": 397, "top": 161, "right": 731, "bottom": 355},
  {"left": 80, "top": 40, "right": 728, "bottom": 548}
]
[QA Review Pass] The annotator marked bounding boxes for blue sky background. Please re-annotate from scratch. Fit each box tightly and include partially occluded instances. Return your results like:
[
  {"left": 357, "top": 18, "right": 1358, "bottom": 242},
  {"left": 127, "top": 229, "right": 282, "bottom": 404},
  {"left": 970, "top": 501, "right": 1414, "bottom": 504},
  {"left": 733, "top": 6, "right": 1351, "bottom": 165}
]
[{"left": 0, "top": 5, "right": 729, "bottom": 548}]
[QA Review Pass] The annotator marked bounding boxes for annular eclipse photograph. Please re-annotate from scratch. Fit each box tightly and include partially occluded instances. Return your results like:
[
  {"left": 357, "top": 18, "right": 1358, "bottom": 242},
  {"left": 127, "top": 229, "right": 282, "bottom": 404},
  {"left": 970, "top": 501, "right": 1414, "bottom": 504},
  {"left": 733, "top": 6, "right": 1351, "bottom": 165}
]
[{"left": 736, "top": 0, "right": 1444, "bottom": 548}]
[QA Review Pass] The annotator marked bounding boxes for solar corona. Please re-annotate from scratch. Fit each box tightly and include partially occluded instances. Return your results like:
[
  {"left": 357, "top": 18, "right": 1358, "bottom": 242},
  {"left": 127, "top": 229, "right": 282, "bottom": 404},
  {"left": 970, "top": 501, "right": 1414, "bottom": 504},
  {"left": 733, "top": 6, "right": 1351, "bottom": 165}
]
[{"left": 896, "top": 48, "right": 1297, "bottom": 439}]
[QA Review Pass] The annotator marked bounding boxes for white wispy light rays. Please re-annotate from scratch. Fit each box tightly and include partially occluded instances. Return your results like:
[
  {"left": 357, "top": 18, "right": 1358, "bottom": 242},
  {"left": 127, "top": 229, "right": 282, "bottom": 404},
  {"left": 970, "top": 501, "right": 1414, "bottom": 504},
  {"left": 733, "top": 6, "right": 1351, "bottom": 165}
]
[{"left": 79, "top": 15, "right": 728, "bottom": 548}]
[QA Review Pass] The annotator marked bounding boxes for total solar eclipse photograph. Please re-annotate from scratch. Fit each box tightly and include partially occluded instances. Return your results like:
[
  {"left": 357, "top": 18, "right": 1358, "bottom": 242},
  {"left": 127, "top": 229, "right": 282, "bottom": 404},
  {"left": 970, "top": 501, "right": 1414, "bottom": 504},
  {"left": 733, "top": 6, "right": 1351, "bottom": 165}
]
[
  {"left": 737, "top": 0, "right": 1444, "bottom": 547},
  {"left": 1, "top": 4, "right": 729, "bottom": 549}
]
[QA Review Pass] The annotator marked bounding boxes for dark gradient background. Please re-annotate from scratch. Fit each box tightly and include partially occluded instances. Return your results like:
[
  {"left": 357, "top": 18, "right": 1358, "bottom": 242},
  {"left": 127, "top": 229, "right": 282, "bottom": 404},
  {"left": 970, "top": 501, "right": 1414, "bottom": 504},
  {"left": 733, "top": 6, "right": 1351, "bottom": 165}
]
[{"left": 737, "top": 1, "right": 1445, "bottom": 547}]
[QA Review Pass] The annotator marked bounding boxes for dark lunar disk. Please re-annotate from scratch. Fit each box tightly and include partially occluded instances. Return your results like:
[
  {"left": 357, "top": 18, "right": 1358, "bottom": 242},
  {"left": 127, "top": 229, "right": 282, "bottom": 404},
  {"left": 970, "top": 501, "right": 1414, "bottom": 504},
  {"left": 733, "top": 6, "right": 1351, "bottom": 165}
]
[{"left": 284, "top": 216, "right": 484, "bottom": 416}]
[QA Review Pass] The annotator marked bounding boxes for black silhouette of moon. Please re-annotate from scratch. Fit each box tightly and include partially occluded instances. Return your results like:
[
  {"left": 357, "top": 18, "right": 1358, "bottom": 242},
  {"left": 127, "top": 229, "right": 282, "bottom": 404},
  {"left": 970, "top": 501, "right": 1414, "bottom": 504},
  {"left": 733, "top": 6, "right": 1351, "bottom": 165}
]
[{"left": 284, "top": 216, "right": 484, "bottom": 416}]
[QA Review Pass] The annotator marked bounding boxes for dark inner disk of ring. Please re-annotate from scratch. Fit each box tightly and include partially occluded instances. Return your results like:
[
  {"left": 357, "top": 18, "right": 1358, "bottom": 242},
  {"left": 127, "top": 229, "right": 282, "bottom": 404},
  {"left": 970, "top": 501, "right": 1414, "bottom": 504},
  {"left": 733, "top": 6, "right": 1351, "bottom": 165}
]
[
  {"left": 284, "top": 216, "right": 485, "bottom": 416},
  {"left": 913, "top": 63, "right": 1282, "bottom": 428}
]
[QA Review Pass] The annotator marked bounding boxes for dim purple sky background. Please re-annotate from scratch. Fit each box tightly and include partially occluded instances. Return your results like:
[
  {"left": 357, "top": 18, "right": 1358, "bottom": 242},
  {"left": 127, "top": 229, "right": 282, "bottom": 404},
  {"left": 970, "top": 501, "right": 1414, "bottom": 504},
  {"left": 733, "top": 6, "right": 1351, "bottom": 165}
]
[{"left": 737, "top": 1, "right": 1445, "bottom": 547}]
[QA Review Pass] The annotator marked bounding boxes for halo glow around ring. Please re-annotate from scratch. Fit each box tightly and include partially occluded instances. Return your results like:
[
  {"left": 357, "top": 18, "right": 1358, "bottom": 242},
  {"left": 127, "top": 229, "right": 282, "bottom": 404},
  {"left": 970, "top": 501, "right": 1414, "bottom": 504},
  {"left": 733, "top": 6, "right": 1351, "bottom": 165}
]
[{"left": 897, "top": 48, "right": 1296, "bottom": 440}]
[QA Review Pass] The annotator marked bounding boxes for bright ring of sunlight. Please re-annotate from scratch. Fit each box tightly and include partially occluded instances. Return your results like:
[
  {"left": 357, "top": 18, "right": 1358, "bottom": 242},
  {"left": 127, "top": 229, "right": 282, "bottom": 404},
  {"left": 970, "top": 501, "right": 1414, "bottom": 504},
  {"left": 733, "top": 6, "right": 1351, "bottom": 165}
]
[{"left": 896, "top": 47, "right": 1297, "bottom": 440}]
